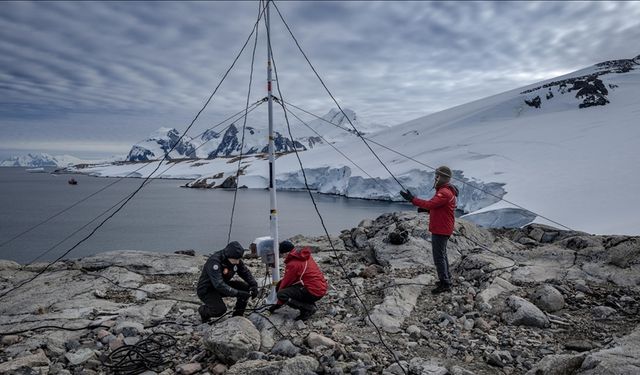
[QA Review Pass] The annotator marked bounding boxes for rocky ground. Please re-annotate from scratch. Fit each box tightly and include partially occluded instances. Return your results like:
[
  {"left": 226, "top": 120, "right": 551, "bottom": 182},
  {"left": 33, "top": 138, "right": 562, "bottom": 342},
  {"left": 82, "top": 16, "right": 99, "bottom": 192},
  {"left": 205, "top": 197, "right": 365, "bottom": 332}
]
[{"left": 1, "top": 211, "right": 639, "bottom": 374}]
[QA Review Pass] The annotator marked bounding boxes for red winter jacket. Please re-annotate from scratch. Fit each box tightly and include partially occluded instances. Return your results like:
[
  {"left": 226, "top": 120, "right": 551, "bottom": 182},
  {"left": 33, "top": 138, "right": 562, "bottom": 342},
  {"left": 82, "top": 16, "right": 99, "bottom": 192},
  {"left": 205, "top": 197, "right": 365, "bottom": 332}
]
[
  {"left": 411, "top": 184, "right": 459, "bottom": 236},
  {"left": 278, "top": 247, "right": 328, "bottom": 300}
]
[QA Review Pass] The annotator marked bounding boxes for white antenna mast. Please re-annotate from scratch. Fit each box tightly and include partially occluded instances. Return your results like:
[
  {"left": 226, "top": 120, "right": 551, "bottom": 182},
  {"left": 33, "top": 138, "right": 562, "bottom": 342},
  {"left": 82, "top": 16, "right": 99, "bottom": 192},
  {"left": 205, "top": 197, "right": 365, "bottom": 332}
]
[{"left": 266, "top": 0, "right": 280, "bottom": 304}]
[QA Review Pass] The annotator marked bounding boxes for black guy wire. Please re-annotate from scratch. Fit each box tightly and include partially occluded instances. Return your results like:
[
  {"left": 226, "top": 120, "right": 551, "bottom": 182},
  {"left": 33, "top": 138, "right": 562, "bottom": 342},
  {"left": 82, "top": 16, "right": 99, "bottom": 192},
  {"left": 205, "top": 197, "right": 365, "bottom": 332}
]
[
  {"left": 267, "top": 19, "right": 408, "bottom": 375},
  {"left": 228, "top": 0, "right": 263, "bottom": 244},
  {"left": 272, "top": 1, "right": 407, "bottom": 193},
  {"left": 282, "top": 99, "right": 576, "bottom": 232},
  {"left": 0, "top": 6, "right": 266, "bottom": 301}
]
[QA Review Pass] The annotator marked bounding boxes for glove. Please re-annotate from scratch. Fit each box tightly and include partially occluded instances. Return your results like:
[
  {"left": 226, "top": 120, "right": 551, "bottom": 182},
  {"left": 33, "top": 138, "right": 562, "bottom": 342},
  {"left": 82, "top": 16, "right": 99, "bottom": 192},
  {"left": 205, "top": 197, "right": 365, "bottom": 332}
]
[
  {"left": 417, "top": 207, "right": 429, "bottom": 213},
  {"left": 250, "top": 286, "right": 259, "bottom": 299},
  {"left": 399, "top": 190, "right": 414, "bottom": 202},
  {"left": 237, "top": 290, "right": 251, "bottom": 299}
]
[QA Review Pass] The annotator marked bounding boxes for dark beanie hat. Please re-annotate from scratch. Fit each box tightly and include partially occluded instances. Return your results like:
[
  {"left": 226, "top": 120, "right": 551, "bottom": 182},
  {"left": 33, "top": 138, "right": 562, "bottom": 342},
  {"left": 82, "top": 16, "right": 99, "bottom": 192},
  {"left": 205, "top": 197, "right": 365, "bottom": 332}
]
[
  {"left": 435, "top": 166, "right": 452, "bottom": 179},
  {"left": 279, "top": 240, "right": 295, "bottom": 253},
  {"left": 224, "top": 241, "right": 245, "bottom": 259}
]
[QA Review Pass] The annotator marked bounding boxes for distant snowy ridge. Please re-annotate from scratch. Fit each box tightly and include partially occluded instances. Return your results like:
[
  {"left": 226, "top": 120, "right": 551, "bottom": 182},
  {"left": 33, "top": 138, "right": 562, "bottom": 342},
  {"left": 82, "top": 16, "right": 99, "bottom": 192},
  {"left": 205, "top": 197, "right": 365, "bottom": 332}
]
[
  {"left": 125, "top": 108, "right": 385, "bottom": 162},
  {"left": 0, "top": 153, "right": 120, "bottom": 167},
  {"left": 72, "top": 54, "right": 640, "bottom": 235}
]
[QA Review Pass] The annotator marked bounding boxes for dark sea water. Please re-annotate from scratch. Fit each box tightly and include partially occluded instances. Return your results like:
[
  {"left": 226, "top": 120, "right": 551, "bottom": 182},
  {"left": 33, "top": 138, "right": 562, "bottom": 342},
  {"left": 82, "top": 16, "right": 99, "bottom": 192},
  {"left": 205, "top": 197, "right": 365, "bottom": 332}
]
[{"left": 0, "top": 167, "right": 409, "bottom": 263}]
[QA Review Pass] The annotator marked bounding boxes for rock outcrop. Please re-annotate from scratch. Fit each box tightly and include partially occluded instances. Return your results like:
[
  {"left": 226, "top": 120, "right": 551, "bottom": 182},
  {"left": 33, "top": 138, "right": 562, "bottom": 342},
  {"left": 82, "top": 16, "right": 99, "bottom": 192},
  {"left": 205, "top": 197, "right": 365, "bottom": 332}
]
[{"left": 1, "top": 213, "right": 638, "bottom": 374}]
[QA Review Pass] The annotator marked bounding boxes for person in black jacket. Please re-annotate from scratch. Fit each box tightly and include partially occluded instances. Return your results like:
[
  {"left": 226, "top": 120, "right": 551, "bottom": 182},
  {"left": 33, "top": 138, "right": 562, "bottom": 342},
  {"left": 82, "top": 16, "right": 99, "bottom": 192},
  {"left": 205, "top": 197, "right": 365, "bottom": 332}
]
[{"left": 196, "top": 241, "right": 258, "bottom": 322}]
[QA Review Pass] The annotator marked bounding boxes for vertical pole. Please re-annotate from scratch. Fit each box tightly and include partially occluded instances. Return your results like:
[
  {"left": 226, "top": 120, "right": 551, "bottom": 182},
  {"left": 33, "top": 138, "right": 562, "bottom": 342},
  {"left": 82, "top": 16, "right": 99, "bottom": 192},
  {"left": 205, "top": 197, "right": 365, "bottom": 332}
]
[{"left": 266, "top": 0, "right": 280, "bottom": 304}]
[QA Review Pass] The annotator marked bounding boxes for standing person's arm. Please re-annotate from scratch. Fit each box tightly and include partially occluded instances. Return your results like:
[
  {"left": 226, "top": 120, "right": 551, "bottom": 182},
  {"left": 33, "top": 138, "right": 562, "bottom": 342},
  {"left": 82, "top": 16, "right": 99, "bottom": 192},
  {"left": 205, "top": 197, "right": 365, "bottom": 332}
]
[{"left": 412, "top": 189, "right": 453, "bottom": 210}]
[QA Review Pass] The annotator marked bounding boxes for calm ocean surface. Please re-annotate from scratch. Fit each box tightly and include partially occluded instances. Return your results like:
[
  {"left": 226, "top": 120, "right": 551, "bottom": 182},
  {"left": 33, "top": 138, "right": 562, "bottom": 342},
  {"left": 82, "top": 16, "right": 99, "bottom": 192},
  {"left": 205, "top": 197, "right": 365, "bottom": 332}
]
[{"left": 0, "top": 167, "right": 409, "bottom": 263}]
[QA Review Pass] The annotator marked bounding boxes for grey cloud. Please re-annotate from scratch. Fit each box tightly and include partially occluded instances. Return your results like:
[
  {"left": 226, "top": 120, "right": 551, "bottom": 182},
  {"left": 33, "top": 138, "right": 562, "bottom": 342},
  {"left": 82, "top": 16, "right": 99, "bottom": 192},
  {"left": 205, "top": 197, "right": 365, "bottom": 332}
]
[{"left": 1, "top": 1, "right": 639, "bottom": 157}]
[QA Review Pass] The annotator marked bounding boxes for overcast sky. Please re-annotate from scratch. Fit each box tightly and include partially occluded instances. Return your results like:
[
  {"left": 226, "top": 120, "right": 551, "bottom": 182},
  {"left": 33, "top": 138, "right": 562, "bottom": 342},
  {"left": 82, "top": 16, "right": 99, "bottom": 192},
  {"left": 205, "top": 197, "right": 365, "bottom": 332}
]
[{"left": 1, "top": 1, "right": 639, "bottom": 159}]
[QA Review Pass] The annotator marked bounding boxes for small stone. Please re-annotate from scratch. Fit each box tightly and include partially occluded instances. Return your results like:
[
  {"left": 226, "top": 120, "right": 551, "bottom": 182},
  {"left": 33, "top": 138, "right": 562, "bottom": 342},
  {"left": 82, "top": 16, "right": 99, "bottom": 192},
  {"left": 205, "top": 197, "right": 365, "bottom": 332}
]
[
  {"left": 64, "top": 339, "right": 81, "bottom": 351},
  {"left": 565, "top": 340, "right": 594, "bottom": 352},
  {"left": 573, "top": 282, "right": 591, "bottom": 293},
  {"left": 114, "top": 321, "right": 145, "bottom": 337},
  {"left": 271, "top": 339, "right": 301, "bottom": 357},
  {"left": 124, "top": 336, "right": 140, "bottom": 345},
  {"left": 591, "top": 306, "right": 616, "bottom": 319},
  {"left": 65, "top": 348, "right": 95, "bottom": 366},
  {"left": 102, "top": 334, "right": 116, "bottom": 345},
  {"left": 101, "top": 320, "right": 117, "bottom": 328},
  {"left": 1, "top": 335, "right": 21, "bottom": 345},
  {"left": 294, "top": 320, "right": 307, "bottom": 330},
  {"left": 463, "top": 319, "right": 475, "bottom": 331},
  {"left": 94, "top": 289, "right": 107, "bottom": 298},
  {"left": 474, "top": 317, "right": 490, "bottom": 331},
  {"left": 406, "top": 325, "right": 421, "bottom": 339},
  {"left": 307, "top": 332, "right": 336, "bottom": 349},
  {"left": 109, "top": 335, "right": 125, "bottom": 351},
  {"left": 211, "top": 363, "right": 227, "bottom": 375},
  {"left": 175, "top": 362, "right": 202, "bottom": 375},
  {"left": 486, "top": 335, "right": 499, "bottom": 345},
  {"left": 96, "top": 330, "right": 110, "bottom": 340},
  {"left": 246, "top": 351, "right": 266, "bottom": 360}
]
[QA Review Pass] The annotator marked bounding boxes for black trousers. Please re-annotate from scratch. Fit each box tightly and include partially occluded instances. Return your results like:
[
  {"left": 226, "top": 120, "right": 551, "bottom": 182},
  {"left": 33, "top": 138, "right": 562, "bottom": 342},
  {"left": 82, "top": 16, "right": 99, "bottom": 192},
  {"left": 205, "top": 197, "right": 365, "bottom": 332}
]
[
  {"left": 277, "top": 284, "right": 321, "bottom": 312},
  {"left": 431, "top": 234, "right": 452, "bottom": 286},
  {"left": 197, "top": 280, "right": 250, "bottom": 320}
]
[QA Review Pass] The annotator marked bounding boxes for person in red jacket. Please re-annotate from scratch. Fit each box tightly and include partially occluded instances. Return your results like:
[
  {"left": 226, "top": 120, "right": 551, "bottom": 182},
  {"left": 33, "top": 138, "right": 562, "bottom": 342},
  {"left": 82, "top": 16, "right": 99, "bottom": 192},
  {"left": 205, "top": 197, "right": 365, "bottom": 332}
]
[
  {"left": 268, "top": 241, "right": 328, "bottom": 321},
  {"left": 400, "top": 166, "right": 459, "bottom": 294}
]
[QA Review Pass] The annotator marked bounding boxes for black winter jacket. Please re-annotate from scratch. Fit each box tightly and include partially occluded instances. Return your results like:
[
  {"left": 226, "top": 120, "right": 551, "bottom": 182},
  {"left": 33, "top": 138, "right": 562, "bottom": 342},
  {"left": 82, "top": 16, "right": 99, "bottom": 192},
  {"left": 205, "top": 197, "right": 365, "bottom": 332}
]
[{"left": 196, "top": 241, "right": 257, "bottom": 297}]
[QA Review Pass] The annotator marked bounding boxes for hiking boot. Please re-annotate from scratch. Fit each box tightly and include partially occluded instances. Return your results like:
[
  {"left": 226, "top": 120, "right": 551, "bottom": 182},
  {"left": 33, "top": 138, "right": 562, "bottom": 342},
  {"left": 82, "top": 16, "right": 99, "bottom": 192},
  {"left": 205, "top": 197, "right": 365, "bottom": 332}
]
[
  {"left": 198, "top": 305, "right": 208, "bottom": 323},
  {"left": 294, "top": 305, "right": 317, "bottom": 321},
  {"left": 431, "top": 283, "right": 451, "bottom": 294}
]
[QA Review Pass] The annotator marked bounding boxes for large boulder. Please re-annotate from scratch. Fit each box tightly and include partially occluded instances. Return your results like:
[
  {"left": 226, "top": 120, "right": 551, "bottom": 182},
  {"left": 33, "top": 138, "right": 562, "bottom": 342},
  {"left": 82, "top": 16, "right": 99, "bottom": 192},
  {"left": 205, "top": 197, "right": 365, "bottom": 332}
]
[
  {"left": 502, "top": 295, "right": 549, "bottom": 328},
  {"left": 476, "top": 277, "right": 518, "bottom": 311},
  {"left": 368, "top": 274, "right": 433, "bottom": 333},
  {"left": 530, "top": 284, "right": 565, "bottom": 312},
  {"left": 204, "top": 317, "right": 261, "bottom": 363}
]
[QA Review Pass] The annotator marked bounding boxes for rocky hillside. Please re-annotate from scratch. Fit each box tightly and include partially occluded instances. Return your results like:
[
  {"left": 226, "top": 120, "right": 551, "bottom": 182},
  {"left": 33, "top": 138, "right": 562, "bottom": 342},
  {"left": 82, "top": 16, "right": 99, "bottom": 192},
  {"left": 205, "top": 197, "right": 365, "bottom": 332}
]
[
  {"left": 520, "top": 55, "right": 639, "bottom": 109},
  {"left": 1, "top": 213, "right": 639, "bottom": 374}
]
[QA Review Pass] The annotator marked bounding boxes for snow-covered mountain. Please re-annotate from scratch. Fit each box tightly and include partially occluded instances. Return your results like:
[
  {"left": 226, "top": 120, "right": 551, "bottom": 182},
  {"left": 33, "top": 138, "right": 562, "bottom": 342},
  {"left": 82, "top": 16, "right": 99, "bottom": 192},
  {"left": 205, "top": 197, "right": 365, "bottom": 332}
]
[
  {"left": 0, "top": 153, "right": 121, "bottom": 167},
  {"left": 0, "top": 153, "right": 85, "bottom": 167},
  {"left": 125, "top": 108, "right": 385, "bottom": 162},
  {"left": 74, "top": 54, "right": 640, "bottom": 235}
]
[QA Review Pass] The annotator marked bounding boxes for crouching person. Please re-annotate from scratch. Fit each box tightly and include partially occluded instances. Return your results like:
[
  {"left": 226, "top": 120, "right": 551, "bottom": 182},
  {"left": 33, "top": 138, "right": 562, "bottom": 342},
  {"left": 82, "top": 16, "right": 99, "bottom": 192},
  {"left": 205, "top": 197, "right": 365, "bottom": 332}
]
[
  {"left": 269, "top": 241, "right": 328, "bottom": 321},
  {"left": 196, "top": 241, "right": 258, "bottom": 322}
]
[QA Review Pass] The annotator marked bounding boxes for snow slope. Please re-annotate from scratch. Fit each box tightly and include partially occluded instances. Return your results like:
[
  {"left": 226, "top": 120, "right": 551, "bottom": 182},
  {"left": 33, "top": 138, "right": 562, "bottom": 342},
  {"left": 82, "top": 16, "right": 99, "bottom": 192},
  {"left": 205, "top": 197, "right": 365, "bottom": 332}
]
[{"left": 72, "top": 55, "right": 640, "bottom": 235}]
